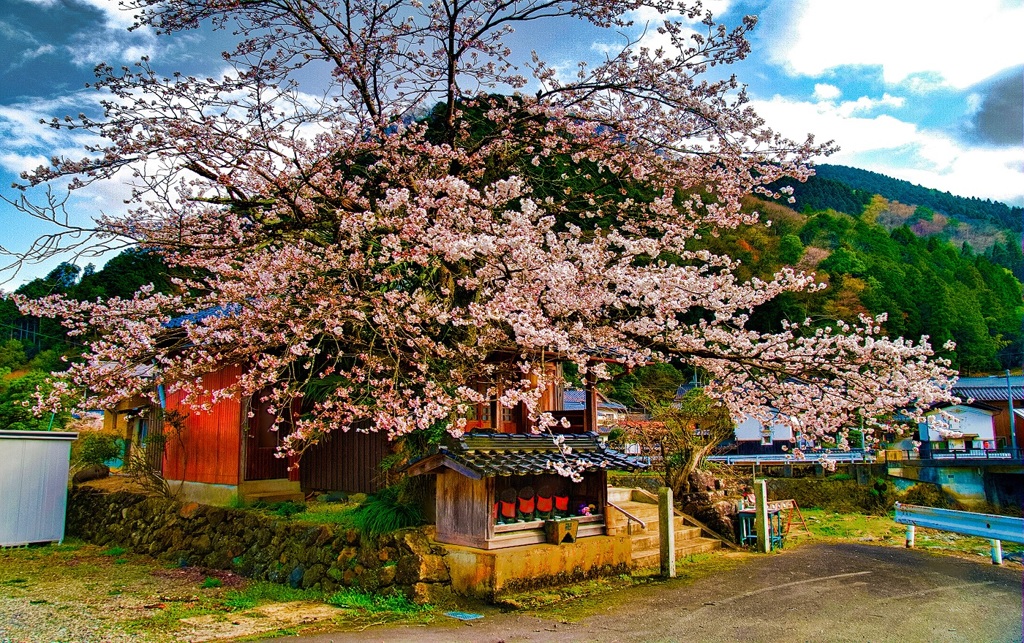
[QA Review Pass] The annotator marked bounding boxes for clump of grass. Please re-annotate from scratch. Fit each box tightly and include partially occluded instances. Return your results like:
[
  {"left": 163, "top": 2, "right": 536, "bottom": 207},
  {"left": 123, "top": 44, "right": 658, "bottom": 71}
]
[
  {"left": 200, "top": 576, "right": 223, "bottom": 589},
  {"left": 250, "top": 500, "right": 306, "bottom": 518},
  {"left": 349, "top": 485, "right": 423, "bottom": 538},
  {"left": 101, "top": 546, "right": 126, "bottom": 557},
  {"left": 293, "top": 501, "right": 360, "bottom": 527},
  {"left": 326, "top": 588, "right": 427, "bottom": 615},
  {"left": 223, "top": 581, "right": 323, "bottom": 611}
]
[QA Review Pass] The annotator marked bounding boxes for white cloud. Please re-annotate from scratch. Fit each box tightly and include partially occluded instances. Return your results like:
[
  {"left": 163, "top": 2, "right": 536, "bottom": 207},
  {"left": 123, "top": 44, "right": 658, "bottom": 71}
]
[
  {"left": 752, "top": 94, "right": 1024, "bottom": 206},
  {"left": 595, "top": 1, "right": 734, "bottom": 59},
  {"left": 764, "top": 0, "right": 1024, "bottom": 89},
  {"left": 0, "top": 152, "right": 49, "bottom": 176},
  {"left": 835, "top": 93, "right": 905, "bottom": 117},
  {"left": 813, "top": 83, "right": 841, "bottom": 101},
  {"left": 68, "top": 38, "right": 156, "bottom": 67},
  {"left": 626, "top": 1, "right": 735, "bottom": 26}
]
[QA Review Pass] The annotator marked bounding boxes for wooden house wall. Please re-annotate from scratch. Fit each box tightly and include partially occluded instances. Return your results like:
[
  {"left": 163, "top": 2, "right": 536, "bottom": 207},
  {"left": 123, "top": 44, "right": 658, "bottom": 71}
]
[
  {"left": 434, "top": 471, "right": 494, "bottom": 548},
  {"left": 162, "top": 364, "right": 243, "bottom": 485},
  {"left": 990, "top": 401, "right": 1024, "bottom": 449},
  {"left": 299, "top": 424, "right": 389, "bottom": 494}
]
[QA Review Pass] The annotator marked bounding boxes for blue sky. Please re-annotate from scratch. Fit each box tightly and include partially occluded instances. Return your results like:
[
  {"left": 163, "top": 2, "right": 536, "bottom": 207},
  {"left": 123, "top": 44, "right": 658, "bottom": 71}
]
[{"left": 1, "top": 0, "right": 1022, "bottom": 286}]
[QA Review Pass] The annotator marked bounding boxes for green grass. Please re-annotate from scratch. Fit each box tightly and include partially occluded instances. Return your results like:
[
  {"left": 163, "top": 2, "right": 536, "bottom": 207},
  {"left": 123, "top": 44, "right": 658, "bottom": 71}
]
[
  {"left": 123, "top": 599, "right": 224, "bottom": 636},
  {"left": 292, "top": 501, "right": 360, "bottom": 527},
  {"left": 101, "top": 546, "right": 127, "bottom": 557},
  {"left": 799, "top": 508, "right": 1024, "bottom": 560},
  {"left": 326, "top": 588, "right": 429, "bottom": 616},
  {"left": 200, "top": 576, "right": 223, "bottom": 589},
  {"left": 223, "top": 582, "right": 324, "bottom": 611}
]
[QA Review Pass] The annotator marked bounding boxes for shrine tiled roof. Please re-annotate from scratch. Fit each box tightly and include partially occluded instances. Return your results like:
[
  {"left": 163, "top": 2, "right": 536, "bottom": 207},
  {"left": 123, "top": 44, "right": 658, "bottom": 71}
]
[{"left": 411, "top": 431, "right": 647, "bottom": 478}]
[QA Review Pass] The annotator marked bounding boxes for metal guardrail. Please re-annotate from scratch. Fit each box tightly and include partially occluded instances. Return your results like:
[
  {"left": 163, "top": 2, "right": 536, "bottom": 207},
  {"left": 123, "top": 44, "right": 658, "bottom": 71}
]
[
  {"left": 928, "top": 448, "right": 1021, "bottom": 461},
  {"left": 894, "top": 503, "right": 1024, "bottom": 544},
  {"left": 706, "top": 451, "right": 873, "bottom": 465},
  {"left": 886, "top": 448, "right": 1023, "bottom": 463},
  {"left": 894, "top": 502, "right": 1024, "bottom": 564}
]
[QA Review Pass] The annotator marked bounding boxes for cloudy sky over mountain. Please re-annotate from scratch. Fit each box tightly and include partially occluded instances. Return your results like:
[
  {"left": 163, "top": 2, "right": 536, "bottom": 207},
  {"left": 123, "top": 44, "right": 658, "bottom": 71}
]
[{"left": 1, "top": 0, "right": 1021, "bottom": 284}]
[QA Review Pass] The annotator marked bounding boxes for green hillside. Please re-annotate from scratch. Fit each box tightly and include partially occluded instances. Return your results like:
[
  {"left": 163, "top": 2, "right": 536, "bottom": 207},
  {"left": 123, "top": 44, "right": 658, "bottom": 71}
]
[
  {"left": 698, "top": 197, "right": 1024, "bottom": 375},
  {"left": 770, "top": 165, "right": 1023, "bottom": 283}
]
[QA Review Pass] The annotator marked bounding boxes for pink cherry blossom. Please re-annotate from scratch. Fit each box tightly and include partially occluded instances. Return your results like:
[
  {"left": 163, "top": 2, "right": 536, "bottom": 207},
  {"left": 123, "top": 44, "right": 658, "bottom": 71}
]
[{"left": 10, "top": 1, "right": 954, "bottom": 464}]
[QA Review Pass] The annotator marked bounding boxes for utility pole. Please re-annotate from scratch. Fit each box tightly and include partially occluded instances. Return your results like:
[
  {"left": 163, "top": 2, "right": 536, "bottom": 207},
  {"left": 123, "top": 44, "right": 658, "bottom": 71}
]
[{"left": 1007, "top": 370, "right": 1018, "bottom": 454}]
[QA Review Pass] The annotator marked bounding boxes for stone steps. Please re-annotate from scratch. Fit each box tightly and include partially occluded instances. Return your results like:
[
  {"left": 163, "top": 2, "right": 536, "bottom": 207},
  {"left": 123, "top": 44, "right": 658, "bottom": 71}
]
[
  {"left": 607, "top": 487, "right": 721, "bottom": 568},
  {"left": 245, "top": 490, "right": 305, "bottom": 504},
  {"left": 631, "top": 538, "right": 722, "bottom": 568}
]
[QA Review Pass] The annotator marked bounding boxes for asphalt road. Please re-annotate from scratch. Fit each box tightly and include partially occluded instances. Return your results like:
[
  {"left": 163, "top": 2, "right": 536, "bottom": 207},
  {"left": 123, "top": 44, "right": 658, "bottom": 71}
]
[{"left": 270, "top": 543, "right": 1024, "bottom": 643}]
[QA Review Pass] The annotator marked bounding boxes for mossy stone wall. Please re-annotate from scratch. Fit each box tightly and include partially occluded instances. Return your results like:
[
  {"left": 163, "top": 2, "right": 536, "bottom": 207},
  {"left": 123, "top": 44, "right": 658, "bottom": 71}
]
[{"left": 66, "top": 489, "right": 454, "bottom": 605}]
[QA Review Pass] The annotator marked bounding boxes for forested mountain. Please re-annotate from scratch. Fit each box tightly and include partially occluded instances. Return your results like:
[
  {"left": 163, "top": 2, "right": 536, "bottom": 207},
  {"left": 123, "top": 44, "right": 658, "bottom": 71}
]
[
  {"left": 770, "top": 165, "right": 1024, "bottom": 283},
  {"left": 815, "top": 164, "right": 1023, "bottom": 234},
  {"left": 1, "top": 249, "right": 172, "bottom": 362},
  {"left": 699, "top": 198, "right": 1024, "bottom": 375}
]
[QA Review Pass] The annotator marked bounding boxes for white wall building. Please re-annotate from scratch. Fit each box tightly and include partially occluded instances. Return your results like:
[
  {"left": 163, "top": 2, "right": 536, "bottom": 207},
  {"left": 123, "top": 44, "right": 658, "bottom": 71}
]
[{"left": 919, "top": 404, "right": 997, "bottom": 450}]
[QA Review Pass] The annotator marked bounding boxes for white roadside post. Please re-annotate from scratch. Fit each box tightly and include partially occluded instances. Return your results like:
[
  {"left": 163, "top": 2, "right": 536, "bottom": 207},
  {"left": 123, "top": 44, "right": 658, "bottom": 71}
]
[
  {"left": 990, "top": 539, "right": 1003, "bottom": 565},
  {"left": 659, "top": 487, "right": 675, "bottom": 578},
  {"left": 905, "top": 524, "right": 915, "bottom": 548}
]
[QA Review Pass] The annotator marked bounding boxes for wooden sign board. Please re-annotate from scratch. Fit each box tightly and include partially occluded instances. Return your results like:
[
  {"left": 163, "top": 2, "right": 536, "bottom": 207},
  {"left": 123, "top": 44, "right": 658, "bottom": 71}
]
[{"left": 767, "top": 498, "right": 812, "bottom": 538}]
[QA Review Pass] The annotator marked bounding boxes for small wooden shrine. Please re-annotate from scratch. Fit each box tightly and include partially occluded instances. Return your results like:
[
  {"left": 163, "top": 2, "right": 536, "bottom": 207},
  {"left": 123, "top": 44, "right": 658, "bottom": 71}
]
[{"left": 406, "top": 431, "right": 647, "bottom": 550}]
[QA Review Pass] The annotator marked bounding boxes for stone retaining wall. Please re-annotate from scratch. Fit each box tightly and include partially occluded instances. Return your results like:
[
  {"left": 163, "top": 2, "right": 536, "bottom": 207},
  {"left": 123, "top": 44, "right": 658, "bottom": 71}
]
[{"left": 66, "top": 489, "right": 454, "bottom": 605}]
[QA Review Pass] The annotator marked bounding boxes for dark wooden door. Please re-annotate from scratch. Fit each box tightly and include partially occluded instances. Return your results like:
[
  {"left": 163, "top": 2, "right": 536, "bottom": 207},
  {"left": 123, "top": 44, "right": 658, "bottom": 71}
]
[{"left": 245, "top": 394, "right": 290, "bottom": 481}]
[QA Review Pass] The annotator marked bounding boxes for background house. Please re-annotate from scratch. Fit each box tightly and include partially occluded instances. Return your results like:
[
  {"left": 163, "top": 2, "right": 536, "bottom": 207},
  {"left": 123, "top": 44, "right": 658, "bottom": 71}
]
[
  {"left": 918, "top": 404, "right": 998, "bottom": 451},
  {"left": 948, "top": 375, "right": 1023, "bottom": 450},
  {"left": 918, "top": 375, "right": 1022, "bottom": 454},
  {"left": 563, "top": 388, "right": 628, "bottom": 431},
  {"left": 674, "top": 382, "right": 813, "bottom": 455}
]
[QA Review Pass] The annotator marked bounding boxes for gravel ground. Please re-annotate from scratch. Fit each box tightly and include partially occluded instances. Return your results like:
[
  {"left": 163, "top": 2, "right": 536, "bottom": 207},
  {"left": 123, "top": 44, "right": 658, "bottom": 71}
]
[
  {"left": 0, "top": 541, "right": 251, "bottom": 643},
  {"left": 0, "top": 597, "right": 141, "bottom": 643},
  {"left": 277, "top": 543, "right": 1024, "bottom": 643}
]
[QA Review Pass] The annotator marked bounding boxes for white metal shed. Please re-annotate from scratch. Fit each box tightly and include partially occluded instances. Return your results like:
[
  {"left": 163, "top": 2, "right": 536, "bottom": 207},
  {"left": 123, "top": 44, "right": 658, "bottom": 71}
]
[{"left": 0, "top": 430, "right": 78, "bottom": 547}]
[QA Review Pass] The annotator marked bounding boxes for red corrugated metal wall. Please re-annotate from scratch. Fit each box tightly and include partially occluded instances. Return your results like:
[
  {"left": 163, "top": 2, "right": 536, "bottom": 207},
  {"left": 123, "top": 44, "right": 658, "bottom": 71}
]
[{"left": 162, "top": 365, "right": 242, "bottom": 485}]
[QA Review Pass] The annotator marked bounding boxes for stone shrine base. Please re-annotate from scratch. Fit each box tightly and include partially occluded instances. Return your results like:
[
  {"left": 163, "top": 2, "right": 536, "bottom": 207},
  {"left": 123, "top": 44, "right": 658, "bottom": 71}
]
[{"left": 441, "top": 533, "right": 632, "bottom": 600}]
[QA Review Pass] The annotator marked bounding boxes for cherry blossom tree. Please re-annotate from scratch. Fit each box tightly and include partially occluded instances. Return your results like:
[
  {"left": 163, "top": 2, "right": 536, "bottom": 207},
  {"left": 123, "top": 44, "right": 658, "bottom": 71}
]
[
  {"left": 617, "top": 386, "right": 734, "bottom": 496},
  {"left": 11, "top": 0, "right": 955, "bottom": 459}
]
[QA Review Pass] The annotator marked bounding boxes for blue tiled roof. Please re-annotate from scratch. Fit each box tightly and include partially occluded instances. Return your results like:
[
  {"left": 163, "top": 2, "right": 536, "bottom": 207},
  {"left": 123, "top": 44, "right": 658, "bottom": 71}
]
[
  {"left": 952, "top": 376, "right": 1023, "bottom": 402},
  {"left": 563, "top": 389, "right": 627, "bottom": 411},
  {"left": 164, "top": 304, "right": 241, "bottom": 328}
]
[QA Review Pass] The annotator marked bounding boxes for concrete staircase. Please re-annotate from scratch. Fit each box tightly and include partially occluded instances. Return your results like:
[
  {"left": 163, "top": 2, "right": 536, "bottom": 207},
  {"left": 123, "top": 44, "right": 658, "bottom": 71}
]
[{"left": 606, "top": 487, "right": 720, "bottom": 568}]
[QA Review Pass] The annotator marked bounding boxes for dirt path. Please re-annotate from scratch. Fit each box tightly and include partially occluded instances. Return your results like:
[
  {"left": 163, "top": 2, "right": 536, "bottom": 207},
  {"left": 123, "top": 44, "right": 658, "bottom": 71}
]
[{"left": 271, "top": 543, "right": 1024, "bottom": 643}]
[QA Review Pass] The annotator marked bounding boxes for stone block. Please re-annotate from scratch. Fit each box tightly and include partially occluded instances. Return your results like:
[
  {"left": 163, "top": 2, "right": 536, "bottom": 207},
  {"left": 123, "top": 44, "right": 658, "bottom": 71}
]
[
  {"left": 402, "top": 530, "right": 433, "bottom": 556},
  {"left": 302, "top": 564, "right": 325, "bottom": 588},
  {"left": 396, "top": 553, "right": 449, "bottom": 585},
  {"left": 409, "top": 582, "right": 456, "bottom": 607},
  {"left": 378, "top": 564, "right": 396, "bottom": 587}
]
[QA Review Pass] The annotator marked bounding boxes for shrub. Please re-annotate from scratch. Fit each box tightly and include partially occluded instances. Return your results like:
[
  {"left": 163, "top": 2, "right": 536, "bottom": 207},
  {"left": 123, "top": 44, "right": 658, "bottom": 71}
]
[
  {"left": 900, "top": 483, "right": 962, "bottom": 510},
  {"left": 75, "top": 433, "right": 122, "bottom": 467}
]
